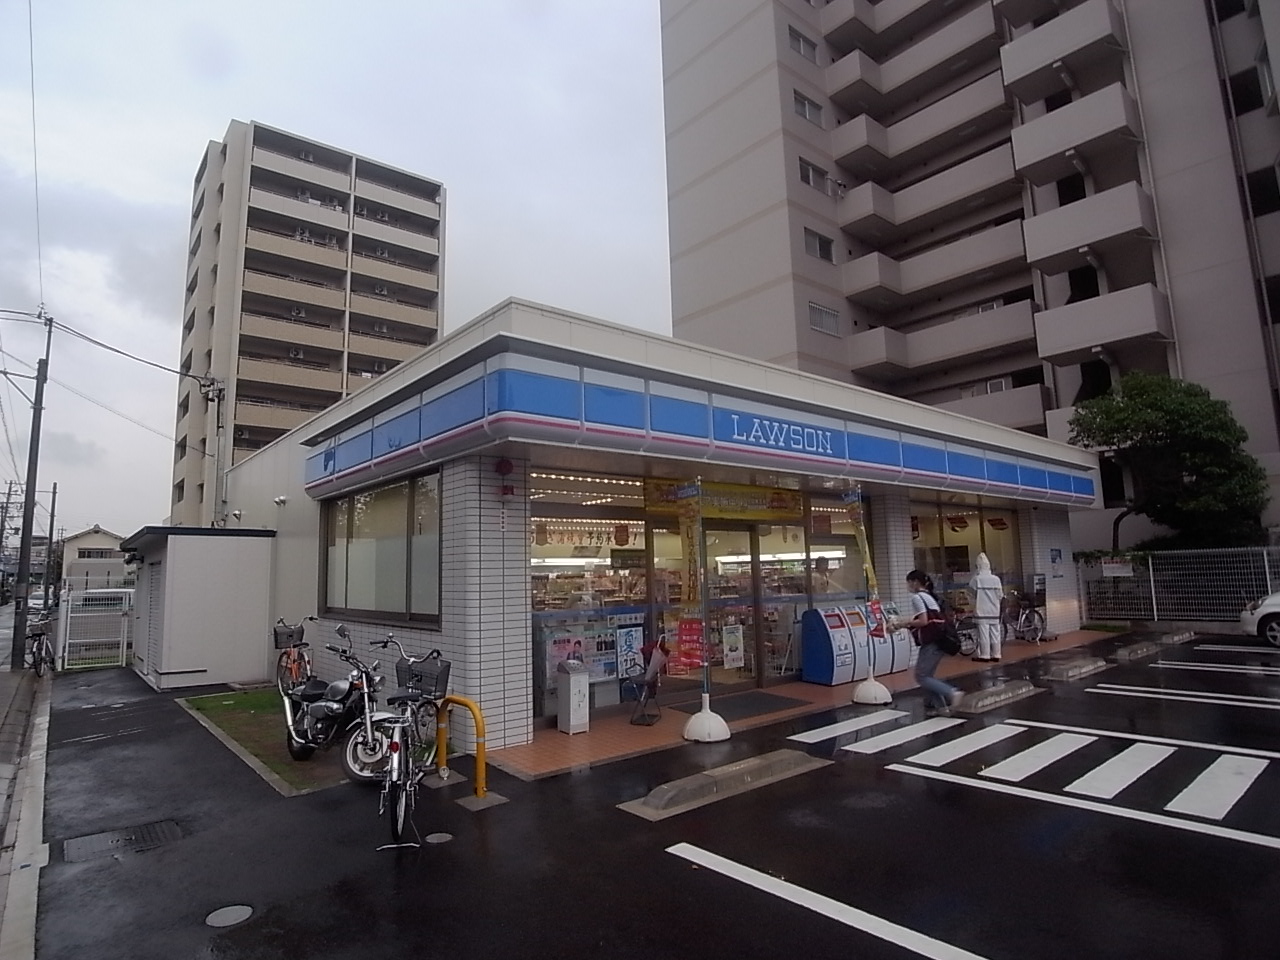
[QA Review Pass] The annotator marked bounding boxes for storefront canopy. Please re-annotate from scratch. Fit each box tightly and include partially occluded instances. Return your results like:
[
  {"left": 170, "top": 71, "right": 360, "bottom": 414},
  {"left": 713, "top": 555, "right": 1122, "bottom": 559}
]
[{"left": 293, "top": 299, "right": 1099, "bottom": 507}]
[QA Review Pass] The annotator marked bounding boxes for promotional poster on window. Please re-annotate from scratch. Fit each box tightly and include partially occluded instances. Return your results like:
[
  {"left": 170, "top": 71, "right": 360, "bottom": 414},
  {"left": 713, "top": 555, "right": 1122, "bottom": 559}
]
[{"left": 545, "top": 625, "right": 618, "bottom": 683}]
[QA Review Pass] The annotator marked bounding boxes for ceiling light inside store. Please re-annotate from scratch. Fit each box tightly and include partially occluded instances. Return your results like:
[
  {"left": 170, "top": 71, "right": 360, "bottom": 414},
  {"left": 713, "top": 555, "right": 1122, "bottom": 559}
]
[
  {"left": 530, "top": 558, "right": 613, "bottom": 567},
  {"left": 716, "top": 549, "right": 846, "bottom": 564},
  {"left": 581, "top": 498, "right": 613, "bottom": 505},
  {"left": 529, "top": 472, "right": 643, "bottom": 486}
]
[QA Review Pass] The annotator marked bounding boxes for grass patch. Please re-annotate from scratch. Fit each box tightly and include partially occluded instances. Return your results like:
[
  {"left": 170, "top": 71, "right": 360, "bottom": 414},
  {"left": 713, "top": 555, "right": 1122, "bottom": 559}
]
[
  {"left": 1081, "top": 622, "right": 1130, "bottom": 634},
  {"left": 185, "top": 689, "right": 348, "bottom": 793}
]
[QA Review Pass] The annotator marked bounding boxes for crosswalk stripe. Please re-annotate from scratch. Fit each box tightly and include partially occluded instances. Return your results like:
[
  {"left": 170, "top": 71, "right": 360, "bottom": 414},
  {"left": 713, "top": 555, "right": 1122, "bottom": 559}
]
[
  {"left": 841, "top": 717, "right": 965, "bottom": 755},
  {"left": 787, "top": 709, "right": 907, "bottom": 744},
  {"left": 1097, "top": 683, "right": 1280, "bottom": 704},
  {"left": 1164, "top": 755, "right": 1269, "bottom": 820},
  {"left": 1193, "top": 645, "right": 1280, "bottom": 655},
  {"left": 1087, "top": 689, "right": 1280, "bottom": 711},
  {"left": 1064, "top": 743, "right": 1176, "bottom": 799},
  {"left": 978, "top": 733, "right": 1096, "bottom": 782},
  {"left": 1152, "top": 662, "right": 1280, "bottom": 677},
  {"left": 1003, "top": 718, "right": 1280, "bottom": 760},
  {"left": 905, "top": 724, "right": 1026, "bottom": 767}
]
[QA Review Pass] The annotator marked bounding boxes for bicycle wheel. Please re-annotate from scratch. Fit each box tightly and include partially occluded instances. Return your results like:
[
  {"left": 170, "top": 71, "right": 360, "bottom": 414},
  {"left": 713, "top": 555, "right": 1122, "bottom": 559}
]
[
  {"left": 275, "top": 650, "right": 296, "bottom": 696},
  {"left": 33, "top": 641, "right": 47, "bottom": 677},
  {"left": 387, "top": 779, "right": 409, "bottom": 844},
  {"left": 1026, "top": 610, "right": 1046, "bottom": 644}
]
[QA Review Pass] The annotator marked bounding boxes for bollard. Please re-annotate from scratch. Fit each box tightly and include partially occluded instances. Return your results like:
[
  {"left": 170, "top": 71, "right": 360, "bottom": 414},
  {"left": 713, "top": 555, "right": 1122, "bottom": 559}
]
[{"left": 435, "top": 694, "right": 487, "bottom": 799}]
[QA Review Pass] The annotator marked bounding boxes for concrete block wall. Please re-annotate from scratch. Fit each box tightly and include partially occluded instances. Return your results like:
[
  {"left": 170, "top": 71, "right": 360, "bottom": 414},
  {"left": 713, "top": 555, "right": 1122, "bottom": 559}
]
[
  {"left": 1018, "top": 506, "right": 1082, "bottom": 635},
  {"left": 871, "top": 489, "right": 916, "bottom": 611}
]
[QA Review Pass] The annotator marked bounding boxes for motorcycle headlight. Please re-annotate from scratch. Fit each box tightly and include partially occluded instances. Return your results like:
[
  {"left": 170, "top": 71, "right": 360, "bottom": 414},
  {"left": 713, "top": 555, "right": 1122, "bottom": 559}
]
[
  {"left": 349, "top": 668, "right": 360, "bottom": 683},
  {"left": 372, "top": 674, "right": 385, "bottom": 692}
]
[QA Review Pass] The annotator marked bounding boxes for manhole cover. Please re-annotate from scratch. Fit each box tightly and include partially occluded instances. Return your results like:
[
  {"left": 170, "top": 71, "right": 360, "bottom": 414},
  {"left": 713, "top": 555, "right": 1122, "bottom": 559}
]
[
  {"left": 63, "top": 820, "right": 183, "bottom": 863},
  {"left": 424, "top": 832, "right": 453, "bottom": 844},
  {"left": 206, "top": 905, "right": 253, "bottom": 927}
]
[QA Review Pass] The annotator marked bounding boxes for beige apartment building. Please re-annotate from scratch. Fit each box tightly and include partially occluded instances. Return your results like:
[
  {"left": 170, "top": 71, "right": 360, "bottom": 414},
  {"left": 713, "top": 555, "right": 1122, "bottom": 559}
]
[
  {"left": 663, "top": 0, "right": 1280, "bottom": 545},
  {"left": 171, "top": 120, "right": 444, "bottom": 526}
]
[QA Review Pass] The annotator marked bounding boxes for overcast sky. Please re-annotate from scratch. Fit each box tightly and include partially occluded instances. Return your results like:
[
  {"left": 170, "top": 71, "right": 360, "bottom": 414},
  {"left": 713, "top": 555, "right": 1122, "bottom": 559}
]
[{"left": 0, "top": 0, "right": 672, "bottom": 540}]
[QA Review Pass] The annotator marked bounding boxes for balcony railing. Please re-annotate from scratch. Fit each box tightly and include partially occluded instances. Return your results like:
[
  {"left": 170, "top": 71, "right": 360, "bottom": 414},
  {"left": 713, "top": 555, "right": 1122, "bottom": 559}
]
[
  {"left": 248, "top": 186, "right": 349, "bottom": 232},
  {"left": 935, "top": 383, "right": 1049, "bottom": 431},
  {"left": 1010, "top": 82, "right": 1142, "bottom": 186},
  {"left": 1000, "top": 0, "right": 1128, "bottom": 105},
  {"left": 849, "top": 300, "right": 1037, "bottom": 378},
  {"left": 244, "top": 227, "right": 347, "bottom": 269},
  {"left": 251, "top": 146, "right": 351, "bottom": 193},
  {"left": 1022, "top": 180, "right": 1156, "bottom": 275},
  {"left": 240, "top": 312, "right": 345, "bottom": 351},
  {"left": 237, "top": 356, "right": 344, "bottom": 393},
  {"left": 1034, "top": 284, "right": 1173, "bottom": 365},
  {"left": 822, "top": 0, "right": 969, "bottom": 59},
  {"left": 242, "top": 269, "right": 347, "bottom": 310}
]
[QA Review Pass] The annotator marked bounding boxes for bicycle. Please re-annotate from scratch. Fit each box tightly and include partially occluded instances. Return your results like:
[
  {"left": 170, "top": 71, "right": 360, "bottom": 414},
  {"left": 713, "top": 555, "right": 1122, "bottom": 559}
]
[
  {"left": 274, "top": 616, "right": 318, "bottom": 696},
  {"left": 1001, "top": 590, "right": 1045, "bottom": 645},
  {"left": 27, "top": 617, "right": 54, "bottom": 677},
  {"left": 371, "top": 636, "right": 449, "bottom": 846}
]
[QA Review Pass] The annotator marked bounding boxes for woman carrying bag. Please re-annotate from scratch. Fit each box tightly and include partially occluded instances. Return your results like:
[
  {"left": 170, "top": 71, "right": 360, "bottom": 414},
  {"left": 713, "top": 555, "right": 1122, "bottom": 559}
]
[{"left": 900, "top": 569, "right": 964, "bottom": 717}]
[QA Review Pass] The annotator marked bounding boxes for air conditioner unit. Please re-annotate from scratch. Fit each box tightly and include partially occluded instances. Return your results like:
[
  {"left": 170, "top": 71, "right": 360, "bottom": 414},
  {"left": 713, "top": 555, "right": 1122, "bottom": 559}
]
[
  {"left": 986, "top": 378, "right": 1009, "bottom": 394},
  {"left": 374, "top": 284, "right": 390, "bottom": 296},
  {"left": 372, "top": 322, "right": 389, "bottom": 334},
  {"left": 355, "top": 204, "right": 368, "bottom": 216},
  {"left": 373, "top": 361, "right": 388, "bottom": 373},
  {"left": 299, "top": 150, "right": 315, "bottom": 162},
  {"left": 375, "top": 211, "right": 390, "bottom": 222},
  {"left": 297, "top": 189, "right": 311, "bottom": 202},
  {"left": 324, "top": 234, "right": 338, "bottom": 246},
  {"left": 289, "top": 348, "right": 305, "bottom": 360},
  {"left": 375, "top": 247, "right": 390, "bottom": 259},
  {"left": 290, "top": 307, "right": 307, "bottom": 318},
  {"left": 977, "top": 299, "right": 1003, "bottom": 313}
]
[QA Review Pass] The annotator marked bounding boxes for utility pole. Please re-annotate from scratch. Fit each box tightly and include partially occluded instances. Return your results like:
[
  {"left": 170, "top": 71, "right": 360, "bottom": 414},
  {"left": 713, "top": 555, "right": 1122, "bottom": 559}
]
[
  {"left": 10, "top": 312, "right": 52, "bottom": 669},
  {"left": 0, "top": 480, "right": 13, "bottom": 603},
  {"left": 42, "top": 480, "right": 56, "bottom": 610}
]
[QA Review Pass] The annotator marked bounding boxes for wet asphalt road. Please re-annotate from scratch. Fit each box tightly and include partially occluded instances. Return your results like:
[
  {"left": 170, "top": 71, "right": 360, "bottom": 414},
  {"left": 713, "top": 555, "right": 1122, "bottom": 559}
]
[{"left": 35, "top": 634, "right": 1280, "bottom": 960}]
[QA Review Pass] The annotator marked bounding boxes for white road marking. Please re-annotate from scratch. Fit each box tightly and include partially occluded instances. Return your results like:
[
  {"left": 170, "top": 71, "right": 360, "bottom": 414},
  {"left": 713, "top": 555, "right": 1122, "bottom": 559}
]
[
  {"left": 979, "top": 733, "right": 1096, "bottom": 782},
  {"left": 1064, "top": 743, "right": 1176, "bottom": 799},
  {"left": 788, "top": 709, "right": 907, "bottom": 744},
  {"left": 1152, "top": 662, "right": 1280, "bottom": 677},
  {"left": 667, "top": 842, "right": 993, "bottom": 960},
  {"left": 1003, "top": 718, "right": 1280, "bottom": 760},
  {"left": 1193, "top": 645, "right": 1280, "bottom": 655},
  {"left": 886, "top": 764, "right": 1280, "bottom": 851},
  {"left": 1088, "top": 688, "right": 1280, "bottom": 712},
  {"left": 905, "top": 724, "right": 1026, "bottom": 768},
  {"left": 1096, "top": 683, "right": 1280, "bottom": 704},
  {"left": 1164, "top": 755, "right": 1269, "bottom": 820},
  {"left": 841, "top": 717, "right": 965, "bottom": 755}
]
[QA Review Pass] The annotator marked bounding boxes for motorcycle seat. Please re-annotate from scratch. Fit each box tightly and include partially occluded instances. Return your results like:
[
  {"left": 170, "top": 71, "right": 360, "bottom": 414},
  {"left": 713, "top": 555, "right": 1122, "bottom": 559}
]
[
  {"left": 293, "top": 677, "right": 331, "bottom": 703},
  {"left": 386, "top": 688, "right": 424, "bottom": 706}
]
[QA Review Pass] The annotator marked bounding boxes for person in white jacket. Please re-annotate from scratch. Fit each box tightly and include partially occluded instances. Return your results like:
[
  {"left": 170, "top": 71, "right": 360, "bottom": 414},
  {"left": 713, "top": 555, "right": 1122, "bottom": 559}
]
[{"left": 972, "top": 552, "right": 1004, "bottom": 662}]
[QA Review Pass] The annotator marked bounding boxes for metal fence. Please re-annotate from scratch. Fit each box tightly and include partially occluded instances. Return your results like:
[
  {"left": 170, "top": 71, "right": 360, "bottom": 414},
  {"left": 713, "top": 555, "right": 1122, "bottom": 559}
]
[
  {"left": 1080, "top": 547, "right": 1280, "bottom": 623},
  {"left": 55, "top": 579, "right": 135, "bottom": 670}
]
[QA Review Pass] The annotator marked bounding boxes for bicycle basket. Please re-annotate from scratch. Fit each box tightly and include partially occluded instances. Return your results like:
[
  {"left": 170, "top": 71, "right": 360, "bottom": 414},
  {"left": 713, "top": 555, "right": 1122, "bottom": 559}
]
[
  {"left": 273, "top": 623, "right": 305, "bottom": 650},
  {"left": 396, "top": 650, "right": 451, "bottom": 699}
]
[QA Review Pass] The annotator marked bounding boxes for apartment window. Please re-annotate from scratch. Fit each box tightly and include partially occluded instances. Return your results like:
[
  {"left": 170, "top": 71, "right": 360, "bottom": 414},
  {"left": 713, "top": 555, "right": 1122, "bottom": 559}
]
[
  {"left": 1264, "top": 275, "right": 1280, "bottom": 323},
  {"left": 1010, "top": 366, "right": 1045, "bottom": 388},
  {"left": 1214, "top": 0, "right": 1246, "bottom": 20},
  {"left": 799, "top": 158, "right": 828, "bottom": 191},
  {"left": 808, "top": 302, "right": 841, "bottom": 335},
  {"left": 323, "top": 471, "right": 441, "bottom": 622},
  {"left": 173, "top": 480, "right": 185, "bottom": 504},
  {"left": 1056, "top": 173, "right": 1087, "bottom": 206},
  {"left": 197, "top": 483, "right": 205, "bottom": 504},
  {"left": 1074, "top": 358, "right": 1113, "bottom": 405},
  {"left": 191, "top": 195, "right": 204, "bottom": 222},
  {"left": 1044, "top": 89, "right": 1073, "bottom": 113},
  {"left": 804, "top": 228, "right": 834, "bottom": 262},
  {"left": 1066, "top": 266, "right": 1100, "bottom": 304},
  {"left": 175, "top": 439, "right": 187, "bottom": 462},
  {"left": 794, "top": 91, "right": 823, "bottom": 126},
  {"left": 1228, "top": 68, "right": 1265, "bottom": 116},
  {"left": 789, "top": 27, "right": 818, "bottom": 63},
  {"left": 1245, "top": 167, "right": 1280, "bottom": 216},
  {"left": 78, "top": 548, "right": 123, "bottom": 560}
]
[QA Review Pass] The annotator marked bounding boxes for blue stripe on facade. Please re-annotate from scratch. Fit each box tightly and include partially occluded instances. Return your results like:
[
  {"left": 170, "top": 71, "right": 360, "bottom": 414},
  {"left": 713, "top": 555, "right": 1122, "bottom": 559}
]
[
  {"left": 987, "top": 459, "right": 1020, "bottom": 486},
  {"left": 1071, "top": 475, "right": 1096, "bottom": 497},
  {"left": 902, "top": 442, "right": 947, "bottom": 475},
  {"left": 584, "top": 384, "right": 646, "bottom": 430},
  {"left": 422, "top": 378, "right": 485, "bottom": 439},
  {"left": 847, "top": 432, "right": 900, "bottom": 468},
  {"left": 1019, "top": 465, "right": 1050, "bottom": 490},
  {"left": 1046, "top": 471, "right": 1074, "bottom": 494},
  {"left": 711, "top": 409, "right": 846, "bottom": 460},
  {"left": 334, "top": 431, "right": 373, "bottom": 472},
  {"left": 487, "top": 369, "right": 581, "bottom": 420},
  {"left": 304, "top": 450, "right": 332, "bottom": 484},
  {"left": 650, "top": 396, "right": 708, "bottom": 438},
  {"left": 947, "top": 451, "right": 986, "bottom": 481},
  {"left": 372, "top": 409, "right": 420, "bottom": 459}
]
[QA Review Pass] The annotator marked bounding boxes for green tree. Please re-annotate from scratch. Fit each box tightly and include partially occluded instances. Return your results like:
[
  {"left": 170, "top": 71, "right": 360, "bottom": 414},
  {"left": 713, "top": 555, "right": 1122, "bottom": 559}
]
[{"left": 1069, "top": 372, "right": 1270, "bottom": 551}]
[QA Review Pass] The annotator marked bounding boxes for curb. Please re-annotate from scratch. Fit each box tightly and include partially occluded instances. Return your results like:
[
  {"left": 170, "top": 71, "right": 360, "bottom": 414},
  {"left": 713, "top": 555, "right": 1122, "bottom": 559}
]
[
  {"left": 1041, "top": 657, "right": 1110, "bottom": 682},
  {"left": 1109, "top": 639, "right": 1162, "bottom": 663},
  {"left": 0, "top": 675, "right": 51, "bottom": 960},
  {"left": 1157, "top": 631, "right": 1196, "bottom": 646},
  {"left": 955, "top": 680, "right": 1039, "bottom": 714}
]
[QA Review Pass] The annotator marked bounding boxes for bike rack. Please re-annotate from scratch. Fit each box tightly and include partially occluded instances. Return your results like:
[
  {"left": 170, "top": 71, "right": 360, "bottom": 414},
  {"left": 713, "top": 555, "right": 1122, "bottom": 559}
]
[{"left": 434, "top": 695, "right": 487, "bottom": 799}]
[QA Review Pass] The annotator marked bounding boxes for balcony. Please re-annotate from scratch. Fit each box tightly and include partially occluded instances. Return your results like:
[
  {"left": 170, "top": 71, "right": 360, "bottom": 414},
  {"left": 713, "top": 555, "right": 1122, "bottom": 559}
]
[
  {"left": 1022, "top": 181, "right": 1156, "bottom": 275},
  {"left": 239, "top": 312, "right": 344, "bottom": 351},
  {"left": 234, "top": 400, "right": 317, "bottom": 432},
  {"left": 936, "top": 383, "right": 1049, "bottom": 430},
  {"left": 245, "top": 228, "right": 346, "bottom": 270},
  {"left": 248, "top": 187, "right": 349, "bottom": 232},
  {"left": 993, "top": 0, "right": 1059, "bottom": 28},
  {"left": 1034, "top": 283, "right": 1173, "bottom": 365},
  {"left": 251, "top": 147, "right": 350, "bottom": 193},
  {"left": 833, "top": 72, "right": 1011, "bottom": 179},
  {"left": 355, "top": 179, "right": 441, "bottom": 221},
  {"left": 241, "top": 270, "right": 346, "bottom": 311},
  {"left": 349, "top": 293, "right": 438, "bottom": 329},
  {"left": 1010, "top": 83, "right": 1142, "bottom": 186},
  {"left": 348, "top": 333, "right": 427, "bottom": 364},
  {"left": 839, "top": 144, "right": 1019, "bottom": 242},
  {"left": 843, "top": 219, "right": 1026, "bottom": 309},
  {"left": 1000, "top": 0, "right": 1128, "bottom": 105},
  {"left": 350, "top": 254, "right": 440, "bottom": 292},
  {"left": 823, "top": 0, "right": 972, "bottom": 59},
  {"left": 849, "top": 300, "right": 1037, "bottom": 379},
  {"left": 827, "top": 5, "right": 1001, "bottom": 118},
  {"left": 353, "top": 215, "right": 440, "bottom": 256},
  {"left": 237, "top": 357, "right": 343, "bottom": 394}
]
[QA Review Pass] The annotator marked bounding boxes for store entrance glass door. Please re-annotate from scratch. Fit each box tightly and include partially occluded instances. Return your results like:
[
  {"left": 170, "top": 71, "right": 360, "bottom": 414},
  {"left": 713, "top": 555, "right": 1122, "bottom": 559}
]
[{"left": 704, "top": 527, "right": 758, "bottom": 688}]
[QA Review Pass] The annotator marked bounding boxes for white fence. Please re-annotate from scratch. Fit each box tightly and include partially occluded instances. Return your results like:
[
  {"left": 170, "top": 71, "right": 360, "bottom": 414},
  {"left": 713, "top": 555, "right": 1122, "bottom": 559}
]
[
  {"left": 54, "top": 579, "right": 135, "bottom": 671},
  {"left": 1080, "top": 547, "right": 1279, "bottom": 623}
]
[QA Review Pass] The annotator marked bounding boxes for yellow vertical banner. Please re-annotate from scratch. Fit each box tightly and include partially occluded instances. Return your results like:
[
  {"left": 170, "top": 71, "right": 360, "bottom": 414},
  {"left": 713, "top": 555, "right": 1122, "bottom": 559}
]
[{"left": 675, "top": 481, "right": 702, "bottom": 609}]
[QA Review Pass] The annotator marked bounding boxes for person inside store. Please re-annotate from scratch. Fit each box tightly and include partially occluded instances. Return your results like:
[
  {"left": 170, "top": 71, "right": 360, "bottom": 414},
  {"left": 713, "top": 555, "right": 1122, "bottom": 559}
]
[{"left": 897, "top": 570, "right": 964, "bottom": 717}]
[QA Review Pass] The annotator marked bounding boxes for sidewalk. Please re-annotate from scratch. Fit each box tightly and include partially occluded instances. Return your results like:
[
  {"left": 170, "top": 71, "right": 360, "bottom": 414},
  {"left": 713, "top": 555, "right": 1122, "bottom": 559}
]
[
  {"left": 0, "top": 665, "right": 39, "bottom": 947},
  {"left": 490, "top": 628, "right": 1114, "bottom": 780}
]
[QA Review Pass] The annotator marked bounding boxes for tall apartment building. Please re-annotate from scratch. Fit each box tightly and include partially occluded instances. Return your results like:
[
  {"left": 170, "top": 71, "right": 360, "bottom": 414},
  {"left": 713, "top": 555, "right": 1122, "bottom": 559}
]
[
  {"left": 172, "top": 120, "right": 444, "bottom": 526},
  {"left": 662, "top": 0, "right": 1280, "bottom": 545}
]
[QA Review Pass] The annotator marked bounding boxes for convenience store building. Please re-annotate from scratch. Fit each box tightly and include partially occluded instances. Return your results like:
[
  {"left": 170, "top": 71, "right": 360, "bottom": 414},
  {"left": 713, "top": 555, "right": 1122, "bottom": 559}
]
[{"left": 223, "top": 299, "right": 1099, "bottom": 750}]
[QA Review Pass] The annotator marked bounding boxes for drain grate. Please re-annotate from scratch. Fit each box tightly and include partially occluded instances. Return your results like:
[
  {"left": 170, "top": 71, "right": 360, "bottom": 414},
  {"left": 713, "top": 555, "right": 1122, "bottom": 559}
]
[{"left": 63, "top": 820, "right": 183, "bottom": 863}]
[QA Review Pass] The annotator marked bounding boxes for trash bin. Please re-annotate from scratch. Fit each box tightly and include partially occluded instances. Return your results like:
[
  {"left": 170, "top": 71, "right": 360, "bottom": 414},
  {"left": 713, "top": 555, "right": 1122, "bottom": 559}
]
[{"left": 557, "top": 659, "right": 589, "bottom": 735}]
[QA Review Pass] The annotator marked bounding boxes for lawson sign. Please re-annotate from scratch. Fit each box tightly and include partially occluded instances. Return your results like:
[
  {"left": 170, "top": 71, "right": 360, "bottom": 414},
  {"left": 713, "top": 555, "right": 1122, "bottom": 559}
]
[{"left": 712, "top": 409, "right": 846, "bottom": 462}]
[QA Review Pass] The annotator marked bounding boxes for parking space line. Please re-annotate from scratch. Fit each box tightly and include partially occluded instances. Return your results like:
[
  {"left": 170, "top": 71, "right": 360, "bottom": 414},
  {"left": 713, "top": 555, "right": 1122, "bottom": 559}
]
[
  {"left": 1152, "top": 662, "right": 1280, "bottom": 677},
  {"left": 978, "top": 733, "right": 1095, "bottom": 782},
  {"left": 1096, "top": 683, "right": 1280, "bottom": 704},
  {"left": 1003, "top": 718, "right": 1280, "bottom": 759},
  {"left": 788, "top": 709, "right": 907, "bottom": 744},
  {"left": 1164, "top": 755, "right": 1269, "bottom": 821},
  {"left": 667, "top": 842, "right": 992, "bottom": 960},
  {"left": 1064, "top": 743, "right": 1176, "bottom": 799},
  {"left": 1193, "top": 645, "right": 1280, "bottom": 655},
  {"left": 905, "top": 724, "right": 1026, "bottom": 768},
  {"left": 1087, "top": 689, "right": 1280, "bottom": 712},
  {"left": 841, "top": 717, "right": 965, "bottom": 755},
  {"left": 885, "top": 765, "right": 1280, "bottom": 851}
]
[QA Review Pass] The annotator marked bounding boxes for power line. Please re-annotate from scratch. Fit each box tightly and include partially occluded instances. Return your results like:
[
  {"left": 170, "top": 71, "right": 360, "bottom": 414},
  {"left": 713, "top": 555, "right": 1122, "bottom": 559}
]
[
  {"left": 0, "top": 326, "right": 24, "bottom": 478},
  {"left": 51, "top": 320, "right": 203, "bottom": 384},
  {"left": 25, "top": 0, "right": 44, "bottom": 304}
]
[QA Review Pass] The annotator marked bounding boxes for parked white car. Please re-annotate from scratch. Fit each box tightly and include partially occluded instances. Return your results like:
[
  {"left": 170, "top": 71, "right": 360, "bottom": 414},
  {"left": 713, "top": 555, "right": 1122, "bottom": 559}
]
[{"left": 1240, "top": 592, "right": 1280, "bottom": 646}]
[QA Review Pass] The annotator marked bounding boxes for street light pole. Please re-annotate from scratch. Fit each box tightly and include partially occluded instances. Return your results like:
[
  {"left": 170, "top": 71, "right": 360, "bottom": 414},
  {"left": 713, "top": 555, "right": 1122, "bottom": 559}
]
[{"left": 10, "top": 312, "right": 52, "bottom": 669}]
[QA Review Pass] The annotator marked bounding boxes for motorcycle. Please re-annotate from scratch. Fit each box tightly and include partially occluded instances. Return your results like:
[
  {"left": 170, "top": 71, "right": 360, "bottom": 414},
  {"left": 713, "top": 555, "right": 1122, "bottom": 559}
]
[{"left": 280, "top": 624, "right": 391, "bottom": 784}]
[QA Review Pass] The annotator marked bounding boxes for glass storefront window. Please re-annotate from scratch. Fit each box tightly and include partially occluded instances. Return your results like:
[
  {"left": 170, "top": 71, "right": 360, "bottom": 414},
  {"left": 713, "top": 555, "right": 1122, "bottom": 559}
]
[
  {"left": 910, "top": 501, "right": 1021, "bottom": 615},
  {"left": 410, "top": 474, "right": 441, "bottom": 616},
  {"left": 349, "top": 482, "right": 409, "bottom": 613}
]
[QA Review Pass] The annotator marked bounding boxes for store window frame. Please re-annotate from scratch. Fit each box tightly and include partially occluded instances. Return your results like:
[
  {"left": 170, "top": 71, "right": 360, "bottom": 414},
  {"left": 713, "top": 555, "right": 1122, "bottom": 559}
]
[{"left": 320, "top": 469, "right": 442, "bottom": 627}]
